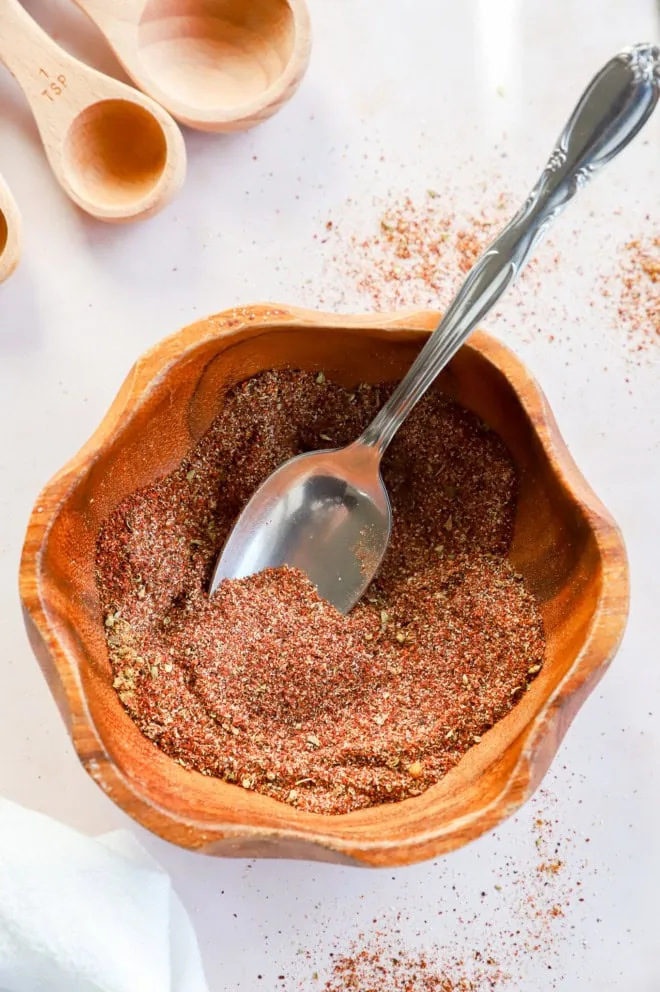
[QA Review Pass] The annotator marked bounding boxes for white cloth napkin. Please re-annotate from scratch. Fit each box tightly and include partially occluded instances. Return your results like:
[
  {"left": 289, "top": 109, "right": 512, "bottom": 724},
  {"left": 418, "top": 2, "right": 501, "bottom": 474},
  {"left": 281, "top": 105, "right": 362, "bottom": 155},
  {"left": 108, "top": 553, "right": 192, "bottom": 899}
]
[{"left": 0, "top": 797, "right": 209, "bottom": 992}]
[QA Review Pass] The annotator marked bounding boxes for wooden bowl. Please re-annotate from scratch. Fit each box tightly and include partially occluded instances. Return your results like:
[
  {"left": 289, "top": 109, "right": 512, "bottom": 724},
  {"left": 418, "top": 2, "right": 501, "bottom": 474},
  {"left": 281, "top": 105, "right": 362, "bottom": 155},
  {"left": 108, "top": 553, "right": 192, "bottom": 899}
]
[{"left": 19, "top": 305, "right": 629, "bottom": 867}]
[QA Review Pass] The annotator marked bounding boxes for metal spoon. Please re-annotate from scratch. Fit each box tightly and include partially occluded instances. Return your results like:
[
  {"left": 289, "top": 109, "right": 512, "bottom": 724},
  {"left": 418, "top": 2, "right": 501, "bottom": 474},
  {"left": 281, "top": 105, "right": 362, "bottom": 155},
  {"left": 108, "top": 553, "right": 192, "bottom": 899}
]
[{"left": 212, "top": 44, "right": 660, "bottom": 614}]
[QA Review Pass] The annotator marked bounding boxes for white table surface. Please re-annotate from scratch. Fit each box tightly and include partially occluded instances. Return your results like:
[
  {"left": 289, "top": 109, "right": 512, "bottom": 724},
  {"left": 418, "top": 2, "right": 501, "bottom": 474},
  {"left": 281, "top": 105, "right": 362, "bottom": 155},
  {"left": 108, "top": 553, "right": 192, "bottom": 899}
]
[{"left": 1, "top": 1, "right": 659, "bottom": 989}]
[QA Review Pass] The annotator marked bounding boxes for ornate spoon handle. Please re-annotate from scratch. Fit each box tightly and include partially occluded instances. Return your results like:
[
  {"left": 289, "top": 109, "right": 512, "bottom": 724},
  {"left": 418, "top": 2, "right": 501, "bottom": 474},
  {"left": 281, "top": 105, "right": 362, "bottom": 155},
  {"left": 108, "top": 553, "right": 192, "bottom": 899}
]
[{"left": 360, "top": 44, "right": 660, "bottom": 455}]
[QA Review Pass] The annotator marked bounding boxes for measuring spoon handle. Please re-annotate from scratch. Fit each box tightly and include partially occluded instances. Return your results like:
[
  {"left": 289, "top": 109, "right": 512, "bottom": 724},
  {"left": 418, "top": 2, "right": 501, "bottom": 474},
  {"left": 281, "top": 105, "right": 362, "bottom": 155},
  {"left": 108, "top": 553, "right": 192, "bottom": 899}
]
[
  {"left": 0, "top": 0, "right": 96, "bottom": 122},
  {"left": 360, "top": 44, "right": 660, "bottom": 456},
  {"left": 69, "top": 0, "right": 139, "bottom": 36}
]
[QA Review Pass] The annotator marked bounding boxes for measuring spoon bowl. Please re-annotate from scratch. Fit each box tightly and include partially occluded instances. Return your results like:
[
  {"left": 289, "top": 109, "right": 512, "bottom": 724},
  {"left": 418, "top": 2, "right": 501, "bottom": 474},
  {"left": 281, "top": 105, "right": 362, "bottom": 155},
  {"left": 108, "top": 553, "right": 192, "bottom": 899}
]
[
  {"left": 0, "top": 172, "right": 21, "bottom": 284},
  {"left": 72, "top": 0, "right": 312, "bottom": 132}
]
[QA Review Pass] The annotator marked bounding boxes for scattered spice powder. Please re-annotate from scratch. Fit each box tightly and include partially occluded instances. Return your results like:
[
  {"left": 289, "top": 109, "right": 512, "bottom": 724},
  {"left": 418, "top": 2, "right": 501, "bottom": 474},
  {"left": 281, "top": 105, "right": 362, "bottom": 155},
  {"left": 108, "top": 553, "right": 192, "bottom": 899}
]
[
  {"left": 612, "top": 234, "right": 660, "bottom": 357},
  {"left": 320, "top": 190, "right": 513, "bottom": 313},
  {"left": 314, "top": 184, "right": 660, "bottom": 371},
  {"left": 96, "top": 370, "right": 545, "bottom": 814},
  {"left": 288, "top": 788, "right": 588, "bottom": 990},
  {"left": 319, "top": 944, "right": 505, "bottom": 992}
]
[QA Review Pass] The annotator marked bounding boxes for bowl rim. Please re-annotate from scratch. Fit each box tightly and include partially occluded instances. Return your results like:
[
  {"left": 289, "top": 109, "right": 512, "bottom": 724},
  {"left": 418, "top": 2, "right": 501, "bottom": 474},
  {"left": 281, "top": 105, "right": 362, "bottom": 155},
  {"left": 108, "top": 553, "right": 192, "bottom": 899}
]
[{"left": 19, "top": 304, "right": 630, "bottom": 864}]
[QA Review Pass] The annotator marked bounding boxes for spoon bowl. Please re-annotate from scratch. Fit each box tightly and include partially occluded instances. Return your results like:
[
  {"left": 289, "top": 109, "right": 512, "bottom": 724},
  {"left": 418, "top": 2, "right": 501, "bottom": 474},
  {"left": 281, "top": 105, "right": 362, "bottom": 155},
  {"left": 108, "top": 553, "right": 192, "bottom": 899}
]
[
  {"left": 73, "top": 0, "right": 312, "bottom": 131},
  {"left": 138, "top": 0, "right": 298, "bottom": 116},
  {"left": 63, "top": 99, "right": 168, "bottom": 214},
  {"left": 0, "top": 172, "right": 21, "bottom": 284},
  {"left": 212, "top": 444, "right": 390, "bottom": 614}
]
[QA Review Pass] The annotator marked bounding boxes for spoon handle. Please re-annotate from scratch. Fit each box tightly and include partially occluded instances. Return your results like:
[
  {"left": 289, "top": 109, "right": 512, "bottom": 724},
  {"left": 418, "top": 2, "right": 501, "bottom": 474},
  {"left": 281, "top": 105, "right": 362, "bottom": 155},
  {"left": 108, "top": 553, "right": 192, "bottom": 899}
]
[
  {"left": 0, "top": 0, "right": 91, "bottom": 120},
  {"left": 69, "top": 0, "right": 137, "bottom": 35},
  {"left": 360, "top": 44, "right": 660, "bottom": 456}
]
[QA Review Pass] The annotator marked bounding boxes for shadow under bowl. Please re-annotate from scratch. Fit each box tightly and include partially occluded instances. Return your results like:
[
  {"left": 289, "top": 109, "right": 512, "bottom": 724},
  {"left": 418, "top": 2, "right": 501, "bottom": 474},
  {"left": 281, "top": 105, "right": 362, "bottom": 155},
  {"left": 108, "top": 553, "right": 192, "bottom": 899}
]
[{"left": 19, "top": 305, "right": 629, "bottom": 867}]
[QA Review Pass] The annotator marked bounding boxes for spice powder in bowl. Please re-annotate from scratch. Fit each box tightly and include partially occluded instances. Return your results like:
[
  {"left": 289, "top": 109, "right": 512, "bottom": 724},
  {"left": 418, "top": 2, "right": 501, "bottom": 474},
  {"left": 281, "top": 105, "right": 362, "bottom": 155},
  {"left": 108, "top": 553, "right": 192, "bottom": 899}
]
[{"left": 96, "top": 370, "right": 545, "bottom": 815}]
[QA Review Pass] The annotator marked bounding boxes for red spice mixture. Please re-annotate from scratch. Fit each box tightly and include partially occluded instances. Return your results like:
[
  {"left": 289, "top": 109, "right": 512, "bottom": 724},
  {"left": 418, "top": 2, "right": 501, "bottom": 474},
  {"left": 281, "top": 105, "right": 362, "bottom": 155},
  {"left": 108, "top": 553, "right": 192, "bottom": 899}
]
[{"left": 96, "top": 370, "right": 545, "bottom": 814}]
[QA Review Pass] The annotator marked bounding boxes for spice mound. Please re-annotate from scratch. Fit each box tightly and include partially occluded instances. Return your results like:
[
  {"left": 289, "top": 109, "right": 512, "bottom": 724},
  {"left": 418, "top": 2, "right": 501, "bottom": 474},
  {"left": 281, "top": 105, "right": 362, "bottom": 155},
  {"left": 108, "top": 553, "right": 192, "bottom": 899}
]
[{"left": 96, "top": 370, "right": 545, "bottom": 815}]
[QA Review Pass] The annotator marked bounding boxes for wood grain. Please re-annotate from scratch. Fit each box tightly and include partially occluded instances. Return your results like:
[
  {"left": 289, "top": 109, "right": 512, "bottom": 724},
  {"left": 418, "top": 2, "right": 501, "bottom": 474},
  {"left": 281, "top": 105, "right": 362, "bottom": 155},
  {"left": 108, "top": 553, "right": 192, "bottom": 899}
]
[
  {"left": 19, "top": 305, "right": 629, "bottom": 867},
  {"left": 0, "top": 0, "right": 186, "bottom": 222},
  {"left": 0, "top": 171, "right": 21, "bottom": 284},
  {"left": 73, "top": 0, "right": 312, "bottom": 133}
]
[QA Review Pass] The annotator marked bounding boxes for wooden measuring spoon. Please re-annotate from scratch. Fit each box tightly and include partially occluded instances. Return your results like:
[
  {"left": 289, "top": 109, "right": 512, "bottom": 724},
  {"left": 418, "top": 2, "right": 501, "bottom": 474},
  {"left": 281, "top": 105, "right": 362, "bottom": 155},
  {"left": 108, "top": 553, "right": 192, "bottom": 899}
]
[
  {"left": 0, "top": 172, "right": 21, "bottom": 283},
  {"left": 70, "top": 0, "right": 312, "bottom": 132},
  {"left": 0, "top": 0, "right": 186, "bottom": 222}
]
